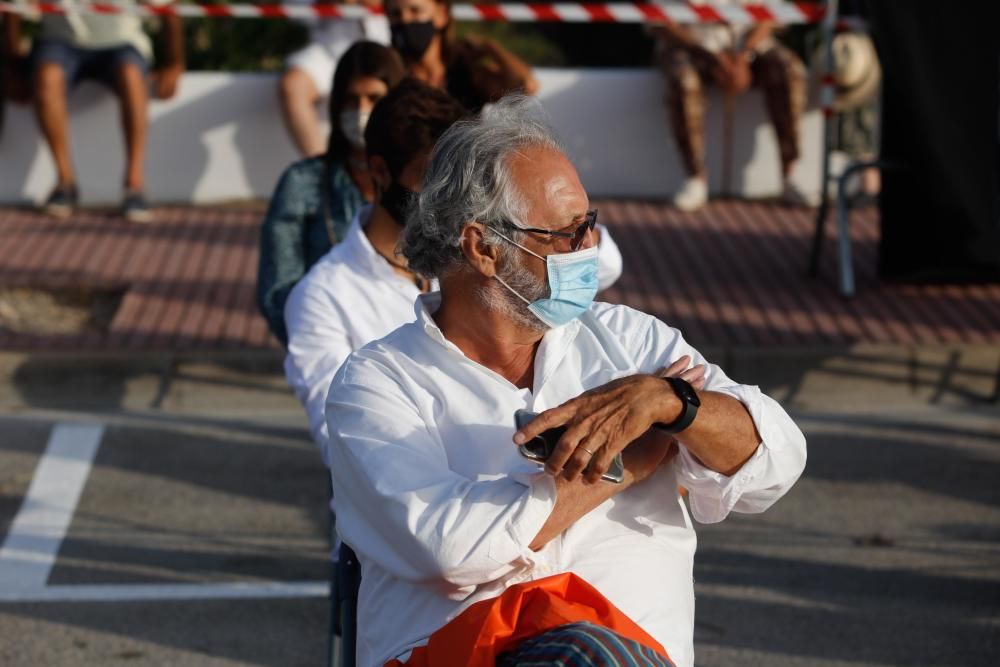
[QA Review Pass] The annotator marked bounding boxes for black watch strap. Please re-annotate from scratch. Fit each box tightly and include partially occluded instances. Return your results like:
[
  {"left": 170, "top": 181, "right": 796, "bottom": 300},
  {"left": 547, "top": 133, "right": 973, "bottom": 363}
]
[{"left": 655, "top": 376, "right": 700, "bottom": 434}]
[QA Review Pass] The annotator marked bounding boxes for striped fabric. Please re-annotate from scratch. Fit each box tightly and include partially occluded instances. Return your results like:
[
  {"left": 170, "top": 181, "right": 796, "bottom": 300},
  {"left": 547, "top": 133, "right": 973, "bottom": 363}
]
[{"left": 497, "top": 622, "right": 676, "bottom": 667}]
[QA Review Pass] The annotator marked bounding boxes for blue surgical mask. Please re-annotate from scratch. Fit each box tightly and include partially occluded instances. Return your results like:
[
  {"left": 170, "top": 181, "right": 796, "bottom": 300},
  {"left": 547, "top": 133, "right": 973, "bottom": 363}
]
[{"left": 491, "top": 228, "right": 599, "bottom": 328}]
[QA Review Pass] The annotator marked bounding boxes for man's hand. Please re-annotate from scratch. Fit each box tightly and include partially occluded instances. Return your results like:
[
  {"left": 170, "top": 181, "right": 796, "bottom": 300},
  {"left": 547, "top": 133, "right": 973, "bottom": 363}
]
[
  {"left": 713, "top": 51, "right": 752, "bottom": 95},
  {"left": 622, "top": 430, "right": 678, "bottom": 485},
  {"left": 527, "top": 428, "right": 678, "bottom": 551},
  {"left": 656, "top": 354, "right": 706, "bottom": 390},
  {"left": 515, "top": 357, "right": 705, "bottom": 484},
  {"left": 155, "top": 14, "right": 184, "bottom": 100},
  {"left": 152, "top": 64, "right": 182, "bottom": 100}
]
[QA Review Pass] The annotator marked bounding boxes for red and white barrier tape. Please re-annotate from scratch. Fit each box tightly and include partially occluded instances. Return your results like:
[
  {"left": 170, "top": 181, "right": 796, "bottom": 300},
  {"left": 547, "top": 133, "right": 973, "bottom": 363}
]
[{"left": 0, "top": 2, "right": 827, "bottom": 24}]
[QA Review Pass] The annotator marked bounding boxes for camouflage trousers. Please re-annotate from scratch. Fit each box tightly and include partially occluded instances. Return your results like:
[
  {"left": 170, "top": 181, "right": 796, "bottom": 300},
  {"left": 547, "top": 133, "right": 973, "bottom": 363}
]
[{"left": 660, "top": 44, "right": 807, "bottom": 176}]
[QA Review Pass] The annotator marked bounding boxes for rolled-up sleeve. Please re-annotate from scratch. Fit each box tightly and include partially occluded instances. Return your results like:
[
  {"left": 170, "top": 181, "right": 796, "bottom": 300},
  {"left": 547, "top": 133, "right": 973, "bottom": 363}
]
[
  {"left": 605, "top": 305, "right": 807, "bottom": 524},
  {"left": 327, "top": 352, "right": 557, "bottom": 591},
  {"left": 674, "top": 383, "right": 806, "bottom": 524}
]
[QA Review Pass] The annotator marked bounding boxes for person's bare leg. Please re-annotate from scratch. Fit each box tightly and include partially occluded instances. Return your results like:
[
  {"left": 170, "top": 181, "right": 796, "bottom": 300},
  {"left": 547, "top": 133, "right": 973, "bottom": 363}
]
[
  {"left": 115, "top": 61, "right": 148, "bottom": 192},
  {"left": 34, "top": 62, "right": 75, "bottom": 187},
  {"left": 279, "top": 67, "right": 325, "bottom": 157}
]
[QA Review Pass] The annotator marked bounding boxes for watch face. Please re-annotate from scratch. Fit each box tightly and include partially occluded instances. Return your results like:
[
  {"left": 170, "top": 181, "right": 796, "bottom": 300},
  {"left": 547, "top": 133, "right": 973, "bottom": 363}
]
[{"left": 674, "top": 378, "right": 701, "bottom": 407}]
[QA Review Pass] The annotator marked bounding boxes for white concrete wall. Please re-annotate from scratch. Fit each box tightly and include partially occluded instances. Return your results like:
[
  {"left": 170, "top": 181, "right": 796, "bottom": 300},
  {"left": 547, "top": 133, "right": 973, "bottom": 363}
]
[{"left": 0, "top": 69, "right": 821, "bottom": 205}]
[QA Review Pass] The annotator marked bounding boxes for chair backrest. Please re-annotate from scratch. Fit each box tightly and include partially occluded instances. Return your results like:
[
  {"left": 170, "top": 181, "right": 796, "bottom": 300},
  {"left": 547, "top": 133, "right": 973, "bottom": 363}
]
[{"left": 336, "top": 543, "right": 361, "bottom": 667}]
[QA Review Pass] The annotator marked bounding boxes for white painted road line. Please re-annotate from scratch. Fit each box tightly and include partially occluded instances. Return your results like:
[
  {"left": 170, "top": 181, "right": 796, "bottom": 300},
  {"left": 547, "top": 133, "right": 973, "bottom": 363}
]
[
  {"left": 0, "top": 423, "right": 104, "bottom": 593},
  {"left": 0, "top": 581, "right": 328, "bottom": 603},
  {"left": 0, "top": 421, "right": 329, "bottom": 605}
]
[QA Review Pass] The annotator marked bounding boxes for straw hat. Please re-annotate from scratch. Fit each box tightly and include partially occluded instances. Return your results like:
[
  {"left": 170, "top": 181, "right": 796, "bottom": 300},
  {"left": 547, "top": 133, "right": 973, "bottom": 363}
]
[{"left": 817, "top": 32, "right": 882, "bottom": 111}]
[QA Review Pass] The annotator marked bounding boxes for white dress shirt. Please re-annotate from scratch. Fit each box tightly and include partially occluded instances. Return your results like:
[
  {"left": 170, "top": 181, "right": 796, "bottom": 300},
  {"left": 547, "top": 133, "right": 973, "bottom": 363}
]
[
  {"left": 284, "top": 207, "right": 425, "bottom": 468},
  {"left": 327, "top": 294, "right": 807, "bottom": 667},
  {"left": 284, "top": 207, "right": 624, "bottom": 466}
]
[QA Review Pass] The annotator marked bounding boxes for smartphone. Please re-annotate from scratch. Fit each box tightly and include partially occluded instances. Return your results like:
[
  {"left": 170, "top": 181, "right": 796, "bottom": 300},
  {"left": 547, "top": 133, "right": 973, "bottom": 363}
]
[{"left": 514, "top": 409, "right": 624, "bottom": 484}]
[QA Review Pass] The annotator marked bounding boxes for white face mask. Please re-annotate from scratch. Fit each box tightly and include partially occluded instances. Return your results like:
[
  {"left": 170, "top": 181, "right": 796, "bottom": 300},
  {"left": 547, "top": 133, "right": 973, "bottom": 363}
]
[{"left": 339, "top": 110, "right": 370, "bottom": 150}]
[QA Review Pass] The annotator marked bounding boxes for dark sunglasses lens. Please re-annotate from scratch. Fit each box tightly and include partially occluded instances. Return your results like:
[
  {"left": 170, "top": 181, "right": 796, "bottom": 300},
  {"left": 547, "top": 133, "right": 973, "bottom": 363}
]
[{"left": 572, "top": 212, "right": 597, "bottom": 250}]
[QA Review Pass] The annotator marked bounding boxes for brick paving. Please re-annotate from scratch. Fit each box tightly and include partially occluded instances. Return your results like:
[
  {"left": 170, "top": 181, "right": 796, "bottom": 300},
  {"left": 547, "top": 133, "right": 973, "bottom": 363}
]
[{"left": 0, "top": 201, "right": 997, "bottom": 352}]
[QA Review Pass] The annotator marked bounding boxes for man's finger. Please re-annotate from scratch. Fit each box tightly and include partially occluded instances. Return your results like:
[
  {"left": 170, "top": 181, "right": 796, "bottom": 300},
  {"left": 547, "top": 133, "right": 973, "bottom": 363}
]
[
  {"left": 581, "top": 414, "right": 629, "bottom": 483},
  {"left": 575, "top": 429, "right": 615, "bottom": 482},
  {"left": 678, "top": 364, "right": 704, "bottom": 379},
  {"left": 678, "top": 364, "right": 706, "bottom": 388},
  {"left": 513, "top": 403, "right": 575, "bottom": 445},
  {"left": 560, "top": 443, "right": 597, "bottom": 482},
  {"left": 545, "top": 421, "right": 590, "bottom": 477},
  {"left": 548, "top": 413, "right": 609, "bottom": 477},
  {"left": 657, "top": 355, "right": 691, "bottom": 378},
  {"left": 587, "top": 443, "right": 618, "bottom": 483}
]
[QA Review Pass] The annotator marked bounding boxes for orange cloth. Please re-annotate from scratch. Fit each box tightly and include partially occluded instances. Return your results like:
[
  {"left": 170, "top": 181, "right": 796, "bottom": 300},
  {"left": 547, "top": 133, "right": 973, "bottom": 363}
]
[{"left": 386, "top": 572, "right": 670, "bottom": 667}]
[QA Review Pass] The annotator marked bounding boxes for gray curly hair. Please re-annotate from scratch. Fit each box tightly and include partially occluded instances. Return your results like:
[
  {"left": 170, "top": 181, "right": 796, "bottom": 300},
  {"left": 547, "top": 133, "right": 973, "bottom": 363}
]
[{"left": 401, "top": 95, "right": 564, "bottom": 279}]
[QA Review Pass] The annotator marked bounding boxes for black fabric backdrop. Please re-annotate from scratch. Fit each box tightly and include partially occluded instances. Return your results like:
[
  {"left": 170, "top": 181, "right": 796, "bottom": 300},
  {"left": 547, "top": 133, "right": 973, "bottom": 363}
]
[{"left": 865, "top": 0, "right": 1000, "bottom": 282}]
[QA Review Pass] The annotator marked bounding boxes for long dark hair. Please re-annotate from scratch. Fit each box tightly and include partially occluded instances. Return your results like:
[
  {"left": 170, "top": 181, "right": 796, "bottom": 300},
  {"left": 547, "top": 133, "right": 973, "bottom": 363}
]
[{"left": 325, "top": 41, "right": 406, "bottom": 164}]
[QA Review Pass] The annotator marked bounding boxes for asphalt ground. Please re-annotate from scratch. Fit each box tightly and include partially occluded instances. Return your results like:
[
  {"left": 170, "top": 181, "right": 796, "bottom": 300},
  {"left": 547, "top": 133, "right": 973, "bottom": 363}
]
[{"left": 0, "top": 348, "right": 998, "bottom": 666}]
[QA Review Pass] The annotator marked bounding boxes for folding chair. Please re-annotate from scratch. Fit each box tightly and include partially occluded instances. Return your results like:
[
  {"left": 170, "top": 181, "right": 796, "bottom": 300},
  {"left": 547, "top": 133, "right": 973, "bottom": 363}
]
[
  {"left": 808, "top": 157, "right": 890, "bottom": 297},
  {"left": 327, "top": 506, "right": 360, "bottom": 667},
  {"left": 335, "top": 543, "right": 360, "bottom": 667},
  {"left": 807, "top": 0, "right": 884, "bottom": 297}
]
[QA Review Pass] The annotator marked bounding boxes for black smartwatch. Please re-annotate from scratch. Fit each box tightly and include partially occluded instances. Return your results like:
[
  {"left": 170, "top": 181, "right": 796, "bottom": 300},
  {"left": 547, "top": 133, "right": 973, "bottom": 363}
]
[{"left": 655, "top": 377, "right": 700, "bottom": 434}]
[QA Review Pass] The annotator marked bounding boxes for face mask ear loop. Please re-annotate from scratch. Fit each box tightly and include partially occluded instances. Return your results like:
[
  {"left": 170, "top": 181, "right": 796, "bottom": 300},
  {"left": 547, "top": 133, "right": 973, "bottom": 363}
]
[
  {"left": 494, "top": 274, "right": 533, "bottom": 306},
  {"left": 488, "top": 226, "right": 545, "bottom": 263},
  {"left": 487, "top": 223, "right": 546, "bottom": 306}
]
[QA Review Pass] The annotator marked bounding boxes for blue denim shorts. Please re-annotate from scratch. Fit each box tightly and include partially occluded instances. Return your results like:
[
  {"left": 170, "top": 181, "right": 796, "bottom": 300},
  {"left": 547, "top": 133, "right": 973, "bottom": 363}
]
[{"left": 31, "top": 40, "right": 148, "bottom": 89}]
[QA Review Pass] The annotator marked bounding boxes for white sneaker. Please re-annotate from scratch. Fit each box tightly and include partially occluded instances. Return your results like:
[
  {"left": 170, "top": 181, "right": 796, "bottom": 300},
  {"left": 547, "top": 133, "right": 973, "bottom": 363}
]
[
  {"left": 782, "top": 178, "right": 821, "bottom": 208},
  {"left": 673, "top": 177, "right": 708, "bottom": 212}
]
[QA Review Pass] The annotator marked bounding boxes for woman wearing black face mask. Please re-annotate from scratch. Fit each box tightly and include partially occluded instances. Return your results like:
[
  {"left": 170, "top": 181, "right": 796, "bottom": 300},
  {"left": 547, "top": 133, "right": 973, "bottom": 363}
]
[
  {"left": 385, "top": 0, "right": 539, "bottom": 112},
  {"left": 257, "top": 42, "right": 405, "bottom": 346}
]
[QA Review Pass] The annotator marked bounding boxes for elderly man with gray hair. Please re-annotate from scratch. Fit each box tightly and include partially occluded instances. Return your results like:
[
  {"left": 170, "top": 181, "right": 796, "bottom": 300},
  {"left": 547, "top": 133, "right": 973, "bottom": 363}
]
[{"left": 326, "top": 96, "right": 806, "bottom": 667}]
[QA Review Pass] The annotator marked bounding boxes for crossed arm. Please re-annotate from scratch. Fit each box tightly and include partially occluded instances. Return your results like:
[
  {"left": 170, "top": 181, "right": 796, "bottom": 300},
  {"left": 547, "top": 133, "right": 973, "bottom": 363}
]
[
  {"left": 523, "top": 355, "right": 765, "bottom": 550},
  {"left": 329, "top": 345, "right": 803, "bottom": 587}
]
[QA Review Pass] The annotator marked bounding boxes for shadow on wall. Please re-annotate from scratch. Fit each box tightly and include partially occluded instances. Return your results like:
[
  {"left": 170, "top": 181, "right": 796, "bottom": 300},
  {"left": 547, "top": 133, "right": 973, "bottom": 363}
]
[
  {"left": 0, "top": 75, "right": 302, "bottom": 205},
  {"left": 527, "top": 69, "right": 798, "bottom": 198},
  {"left": 145, "top": 74, "right": 302, "bottom": 203},
  {"left": 2, "top": 70, "right": 823, "bottom": 204}
]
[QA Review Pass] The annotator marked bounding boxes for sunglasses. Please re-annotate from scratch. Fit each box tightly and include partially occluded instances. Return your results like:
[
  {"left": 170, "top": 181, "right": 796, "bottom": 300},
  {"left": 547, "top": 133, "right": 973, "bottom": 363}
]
[{"left": 497, "top": 209, "right": 598, "bottom": 252}]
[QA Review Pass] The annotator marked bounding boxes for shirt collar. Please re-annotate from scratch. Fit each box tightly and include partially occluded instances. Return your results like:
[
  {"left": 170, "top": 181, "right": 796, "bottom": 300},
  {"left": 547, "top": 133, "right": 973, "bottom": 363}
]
[
  {"left": 414, "top": 292, "right": 456, "bottom": 351},
  {"left": 339, "top": 205, "right": 412, "bottom": 284},
  {"left": 413, "top": 292, "right": 583, "bottom": 388}
]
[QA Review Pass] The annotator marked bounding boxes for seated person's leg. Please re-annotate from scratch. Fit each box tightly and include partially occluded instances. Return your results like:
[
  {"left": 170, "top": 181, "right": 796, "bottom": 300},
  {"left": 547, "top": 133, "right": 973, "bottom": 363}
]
[
  {"left": 281, "top": 43, "right": 334, "bottom": 157},
  {"left": 497, "top": 622, "right": 675, "bottom": 667},
  {"left": 98, "top": 46, "right": 152, "bottom": 221},
  {"left": 31, "top": 40, "right": 80, "bottom": 215},
  {"left": 660, "top": 46, "right": 710, "bottom": 211},
  {"left": 751, "top": 44, "right": 809, "bottom": 200}
]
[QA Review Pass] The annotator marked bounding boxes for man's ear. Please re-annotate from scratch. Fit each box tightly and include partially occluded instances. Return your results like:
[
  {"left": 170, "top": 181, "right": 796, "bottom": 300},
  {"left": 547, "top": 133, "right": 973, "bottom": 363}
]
[
  {"left": 369, "top": 155, "right": 391, "bottom": 197},
  {"left": 459, "top": 222, "right": 501, "bottom": 278}
]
